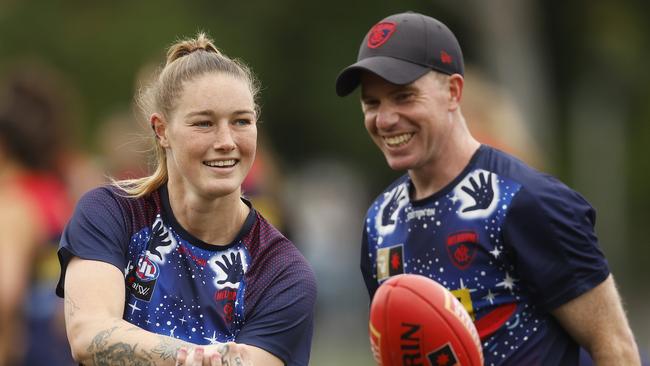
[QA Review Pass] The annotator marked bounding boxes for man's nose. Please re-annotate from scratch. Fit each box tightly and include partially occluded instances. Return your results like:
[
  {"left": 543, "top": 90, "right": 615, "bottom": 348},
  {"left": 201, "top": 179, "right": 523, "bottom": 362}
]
[{"left": 375, "top": 104, "right": 399, "bottom": 129}]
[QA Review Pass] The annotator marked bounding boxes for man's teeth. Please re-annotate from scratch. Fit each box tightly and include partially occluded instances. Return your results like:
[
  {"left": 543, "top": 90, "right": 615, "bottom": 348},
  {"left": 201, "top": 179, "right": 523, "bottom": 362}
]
[
  {"left": 204, "top": 159, "right": 236, "bottom": 167},
  {"left": 384, "top": 133, "right": 413, "bottom": 147}
]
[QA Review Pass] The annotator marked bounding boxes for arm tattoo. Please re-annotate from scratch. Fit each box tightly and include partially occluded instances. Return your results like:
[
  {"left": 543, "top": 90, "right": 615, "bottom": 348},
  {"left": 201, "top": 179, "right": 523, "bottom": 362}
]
[
  {"left": 65, "top": 295, "right": 81, "bottom": 318},
  {"left": 151, "top": 336, "right": 188, "bottom": 361},
  {"left": 234, "top": 356, "right": 244, "bottom": 366},
  {"left": 87, "top": 327, "right": 154, "bottom": 366}
]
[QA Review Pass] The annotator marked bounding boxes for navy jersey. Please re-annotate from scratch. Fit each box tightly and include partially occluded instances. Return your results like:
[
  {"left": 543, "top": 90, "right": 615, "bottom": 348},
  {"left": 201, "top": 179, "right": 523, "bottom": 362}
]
[
  {"left": 56, "top": 184, "right": 316, "bottom": 366},
  {"left": 361, "top": 145, "right": 609, "bottom": 366}
]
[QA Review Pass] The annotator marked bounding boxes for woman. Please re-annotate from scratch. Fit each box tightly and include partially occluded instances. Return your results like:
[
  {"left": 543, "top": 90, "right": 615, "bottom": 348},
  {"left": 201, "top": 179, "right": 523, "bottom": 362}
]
[{"left": 56, "top": 33, "right": 317, "bottom": 366}]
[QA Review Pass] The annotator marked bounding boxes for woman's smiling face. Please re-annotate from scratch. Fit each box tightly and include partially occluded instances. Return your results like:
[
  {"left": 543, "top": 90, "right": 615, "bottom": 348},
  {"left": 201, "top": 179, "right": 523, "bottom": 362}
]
[{"left": 158, "top": 72, "right": 257, "bottom": 199}]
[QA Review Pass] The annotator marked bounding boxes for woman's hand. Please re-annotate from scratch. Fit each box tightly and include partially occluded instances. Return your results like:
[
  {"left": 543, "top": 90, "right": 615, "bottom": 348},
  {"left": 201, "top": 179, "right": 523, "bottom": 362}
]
[{"left": 176, "top": 342, "right": 252, "bottom": 366}]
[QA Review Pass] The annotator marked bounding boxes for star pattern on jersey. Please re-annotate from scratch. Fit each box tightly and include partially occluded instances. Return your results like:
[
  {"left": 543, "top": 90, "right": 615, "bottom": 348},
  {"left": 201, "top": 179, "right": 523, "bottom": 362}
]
[
  {"left": 128, "top": 300, "right": 142, "bottom": 315},
  {"left": 125, "top": 226, "right": 246, "bottom": 346},
  {"left": 489, "top": 246, "right": 501, "bottom": 258},
  {"left": 496, "top": 272, "right": 517, "bottom": 291},
  {"left": 458, "top": 278, "right": 477, "bottom": 294},
  {"left": 483, "top": 289, "right": 496, "bottom": 304},
  {"left": 204, "top": 331, "right": 219, "bottom": 344}
]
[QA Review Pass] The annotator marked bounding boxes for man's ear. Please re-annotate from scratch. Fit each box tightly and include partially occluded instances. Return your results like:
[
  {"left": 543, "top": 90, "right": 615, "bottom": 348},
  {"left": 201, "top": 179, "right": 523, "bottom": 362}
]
[
  {"left": 448, "top": 74, "right": 464, "bottom": 111},
  {"left": 151, "top": 113, "right": 169, "bottom": 148}
]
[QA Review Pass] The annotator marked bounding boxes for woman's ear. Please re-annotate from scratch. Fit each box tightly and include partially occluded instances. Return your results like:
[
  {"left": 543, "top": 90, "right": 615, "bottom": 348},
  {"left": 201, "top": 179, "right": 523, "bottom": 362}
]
[
  {"left": 448, "top": 74, "right": 464, "bottom": 111},
  {"left": 151, "top": 113, "right": 169, "bottom": 148}
]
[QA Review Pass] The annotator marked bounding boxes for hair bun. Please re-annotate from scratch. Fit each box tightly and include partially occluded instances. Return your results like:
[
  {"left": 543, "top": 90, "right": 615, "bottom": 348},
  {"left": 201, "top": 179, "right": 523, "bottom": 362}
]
[{"left": 165, "top": 32, "right": 221, "bottom": 65}]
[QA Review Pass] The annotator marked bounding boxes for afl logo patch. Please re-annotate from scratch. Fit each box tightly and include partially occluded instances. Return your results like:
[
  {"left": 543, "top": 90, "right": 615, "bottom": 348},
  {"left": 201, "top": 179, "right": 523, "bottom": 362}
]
[
  {"left": 367, "top": 22, "right": 396, "bottom": 49},
  {"left": 126, "top": 253, "right": 160, "bottom": 302},
  {"left": 136, "top": 255, "right": 159, "bottom": 282}
]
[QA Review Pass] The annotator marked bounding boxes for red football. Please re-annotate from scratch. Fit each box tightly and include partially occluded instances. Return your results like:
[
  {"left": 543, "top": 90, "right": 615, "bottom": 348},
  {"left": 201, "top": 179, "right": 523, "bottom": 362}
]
[{"left": 369, "top": 274, "right": 483, "bottom": 366}]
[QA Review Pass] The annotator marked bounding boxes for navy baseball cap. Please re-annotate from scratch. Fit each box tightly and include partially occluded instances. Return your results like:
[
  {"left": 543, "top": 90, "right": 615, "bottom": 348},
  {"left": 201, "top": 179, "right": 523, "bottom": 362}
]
[{"left": 335, "top": 12, "right": 464, "bottom": 97}]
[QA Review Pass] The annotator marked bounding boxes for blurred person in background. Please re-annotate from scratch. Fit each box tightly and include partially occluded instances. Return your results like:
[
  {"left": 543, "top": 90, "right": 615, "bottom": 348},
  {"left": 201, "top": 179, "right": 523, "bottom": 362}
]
[
  {"left": 241, "top": 134, "right": 288, "bottom": 233},
  {"left": 335, "top": 11, "right": 641, "bottom": 365},
  {"left": 56, "top": 33, "right": 316, "bottom": 366},
  {"left": 0, "top": 63, "right": 75, "bottom": 365},
  {"left": 460, "top": 67, "right": 545, "bottom": 171}
]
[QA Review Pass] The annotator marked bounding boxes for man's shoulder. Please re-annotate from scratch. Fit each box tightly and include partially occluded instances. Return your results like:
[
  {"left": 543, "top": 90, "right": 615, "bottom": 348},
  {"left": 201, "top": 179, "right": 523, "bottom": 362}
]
[
  {"left": 478, "top": 146, "right": 593, "bottom": 218},
  {"left": 478, "top": 145, "right": 571, "bottom": 195}
]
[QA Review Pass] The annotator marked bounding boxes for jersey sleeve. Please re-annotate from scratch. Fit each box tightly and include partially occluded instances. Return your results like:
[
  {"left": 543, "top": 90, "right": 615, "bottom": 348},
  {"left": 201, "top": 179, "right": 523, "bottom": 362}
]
[
  {"left": 502, "top": 183, "right": 609, "bottom": 311},
  {"left": 236, "top": 252, "right": 317, "bottom": 366},
  {"left": 56, "top": 187, "right": 130, "bottom": 297},
  {"left": 361, "top": 224, "right": 379, "bottom": 300}
]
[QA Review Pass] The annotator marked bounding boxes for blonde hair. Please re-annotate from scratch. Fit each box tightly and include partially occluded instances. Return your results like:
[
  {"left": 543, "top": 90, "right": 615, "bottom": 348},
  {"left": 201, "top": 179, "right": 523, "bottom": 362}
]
[{"left": 112, "top": 32, "right": 260, "bottom": 197}]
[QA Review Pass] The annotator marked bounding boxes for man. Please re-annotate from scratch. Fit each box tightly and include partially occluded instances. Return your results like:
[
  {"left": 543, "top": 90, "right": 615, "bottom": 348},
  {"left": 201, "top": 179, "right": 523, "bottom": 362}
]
[{"left": 335, "top": 11, "right": 640, "bottom": 365}]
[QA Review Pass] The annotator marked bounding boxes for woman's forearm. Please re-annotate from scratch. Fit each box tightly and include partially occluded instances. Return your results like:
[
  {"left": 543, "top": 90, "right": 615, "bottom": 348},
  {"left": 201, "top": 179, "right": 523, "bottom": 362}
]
[{"left": 68, "top": 315, "right": 192, "bottom": 366}]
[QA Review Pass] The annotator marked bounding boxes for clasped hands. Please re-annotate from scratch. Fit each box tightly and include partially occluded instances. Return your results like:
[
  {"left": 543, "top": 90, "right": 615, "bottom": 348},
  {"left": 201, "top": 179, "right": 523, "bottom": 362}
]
[{"left": 176, "top": 342, "right": 251, "bottom": 366}]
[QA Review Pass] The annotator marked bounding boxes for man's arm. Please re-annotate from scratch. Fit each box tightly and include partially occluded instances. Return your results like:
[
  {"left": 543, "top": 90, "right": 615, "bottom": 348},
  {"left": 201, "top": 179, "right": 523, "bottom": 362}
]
[
  {"left": 552, "top": 274, "right": 640, "bottom": 365},
  {"left": 64, "top": 257, "right": 192, "bottom": 365}
]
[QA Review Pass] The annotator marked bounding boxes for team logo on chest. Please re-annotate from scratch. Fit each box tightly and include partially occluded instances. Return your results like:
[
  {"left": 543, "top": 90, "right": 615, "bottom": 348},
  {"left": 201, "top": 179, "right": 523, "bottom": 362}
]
[
  {"left": 446, "top": 231, "right": 478, "bottom": 270},
  {"left": 376, "top": 244, "right": 404, "bottom": 281}
]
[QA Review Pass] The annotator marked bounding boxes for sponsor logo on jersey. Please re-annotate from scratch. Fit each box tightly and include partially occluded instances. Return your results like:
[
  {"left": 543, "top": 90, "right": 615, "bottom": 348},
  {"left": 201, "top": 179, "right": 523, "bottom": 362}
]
[
  {"left": 427, "top": 343, "right": 458, "bottom": 366},
  {"left": 446, "top": 231, "right": 478, "bottom": 270},
  {"left": 135, "top": 255, "right": 159, "bottom": 281},
  {"left": 126, "top": 253, "right": 159, "bottom": 302},
  {"left": 376, "top": 244, "right": 404, "bottom": 281},
  {"left": 177, "top": 244, "right": 207, "bottom": 267}
]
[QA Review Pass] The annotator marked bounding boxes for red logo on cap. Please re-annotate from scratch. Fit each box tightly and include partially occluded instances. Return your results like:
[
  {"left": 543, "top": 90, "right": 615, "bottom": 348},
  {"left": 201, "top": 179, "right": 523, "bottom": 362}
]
[
  {"left": 441, "top": 50, "right": 453, "bottom": 64},
  {"left": 367, "top": 22, "right": 396, "bottom": 49}
]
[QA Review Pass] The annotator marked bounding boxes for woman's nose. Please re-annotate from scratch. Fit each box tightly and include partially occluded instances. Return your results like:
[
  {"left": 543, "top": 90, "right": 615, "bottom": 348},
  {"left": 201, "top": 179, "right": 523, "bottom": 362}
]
[{"left": 212, "top": 125, "right": 236, "bottom": 151}]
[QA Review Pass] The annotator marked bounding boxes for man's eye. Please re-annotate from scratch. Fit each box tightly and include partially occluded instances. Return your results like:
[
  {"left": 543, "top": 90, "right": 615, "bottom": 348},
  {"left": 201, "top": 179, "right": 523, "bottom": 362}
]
[
  {"left": 194, "top": 121, "right": 212, "bottom": 127},
  {"left": 396, "top": 93, "right": 413, "bottom": 102},
  {"left": 362, "top": 100, "right": 379, "bottom": 109},
  {"left": 234, "top": 119, "right": 252, "bottom": 126}
]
